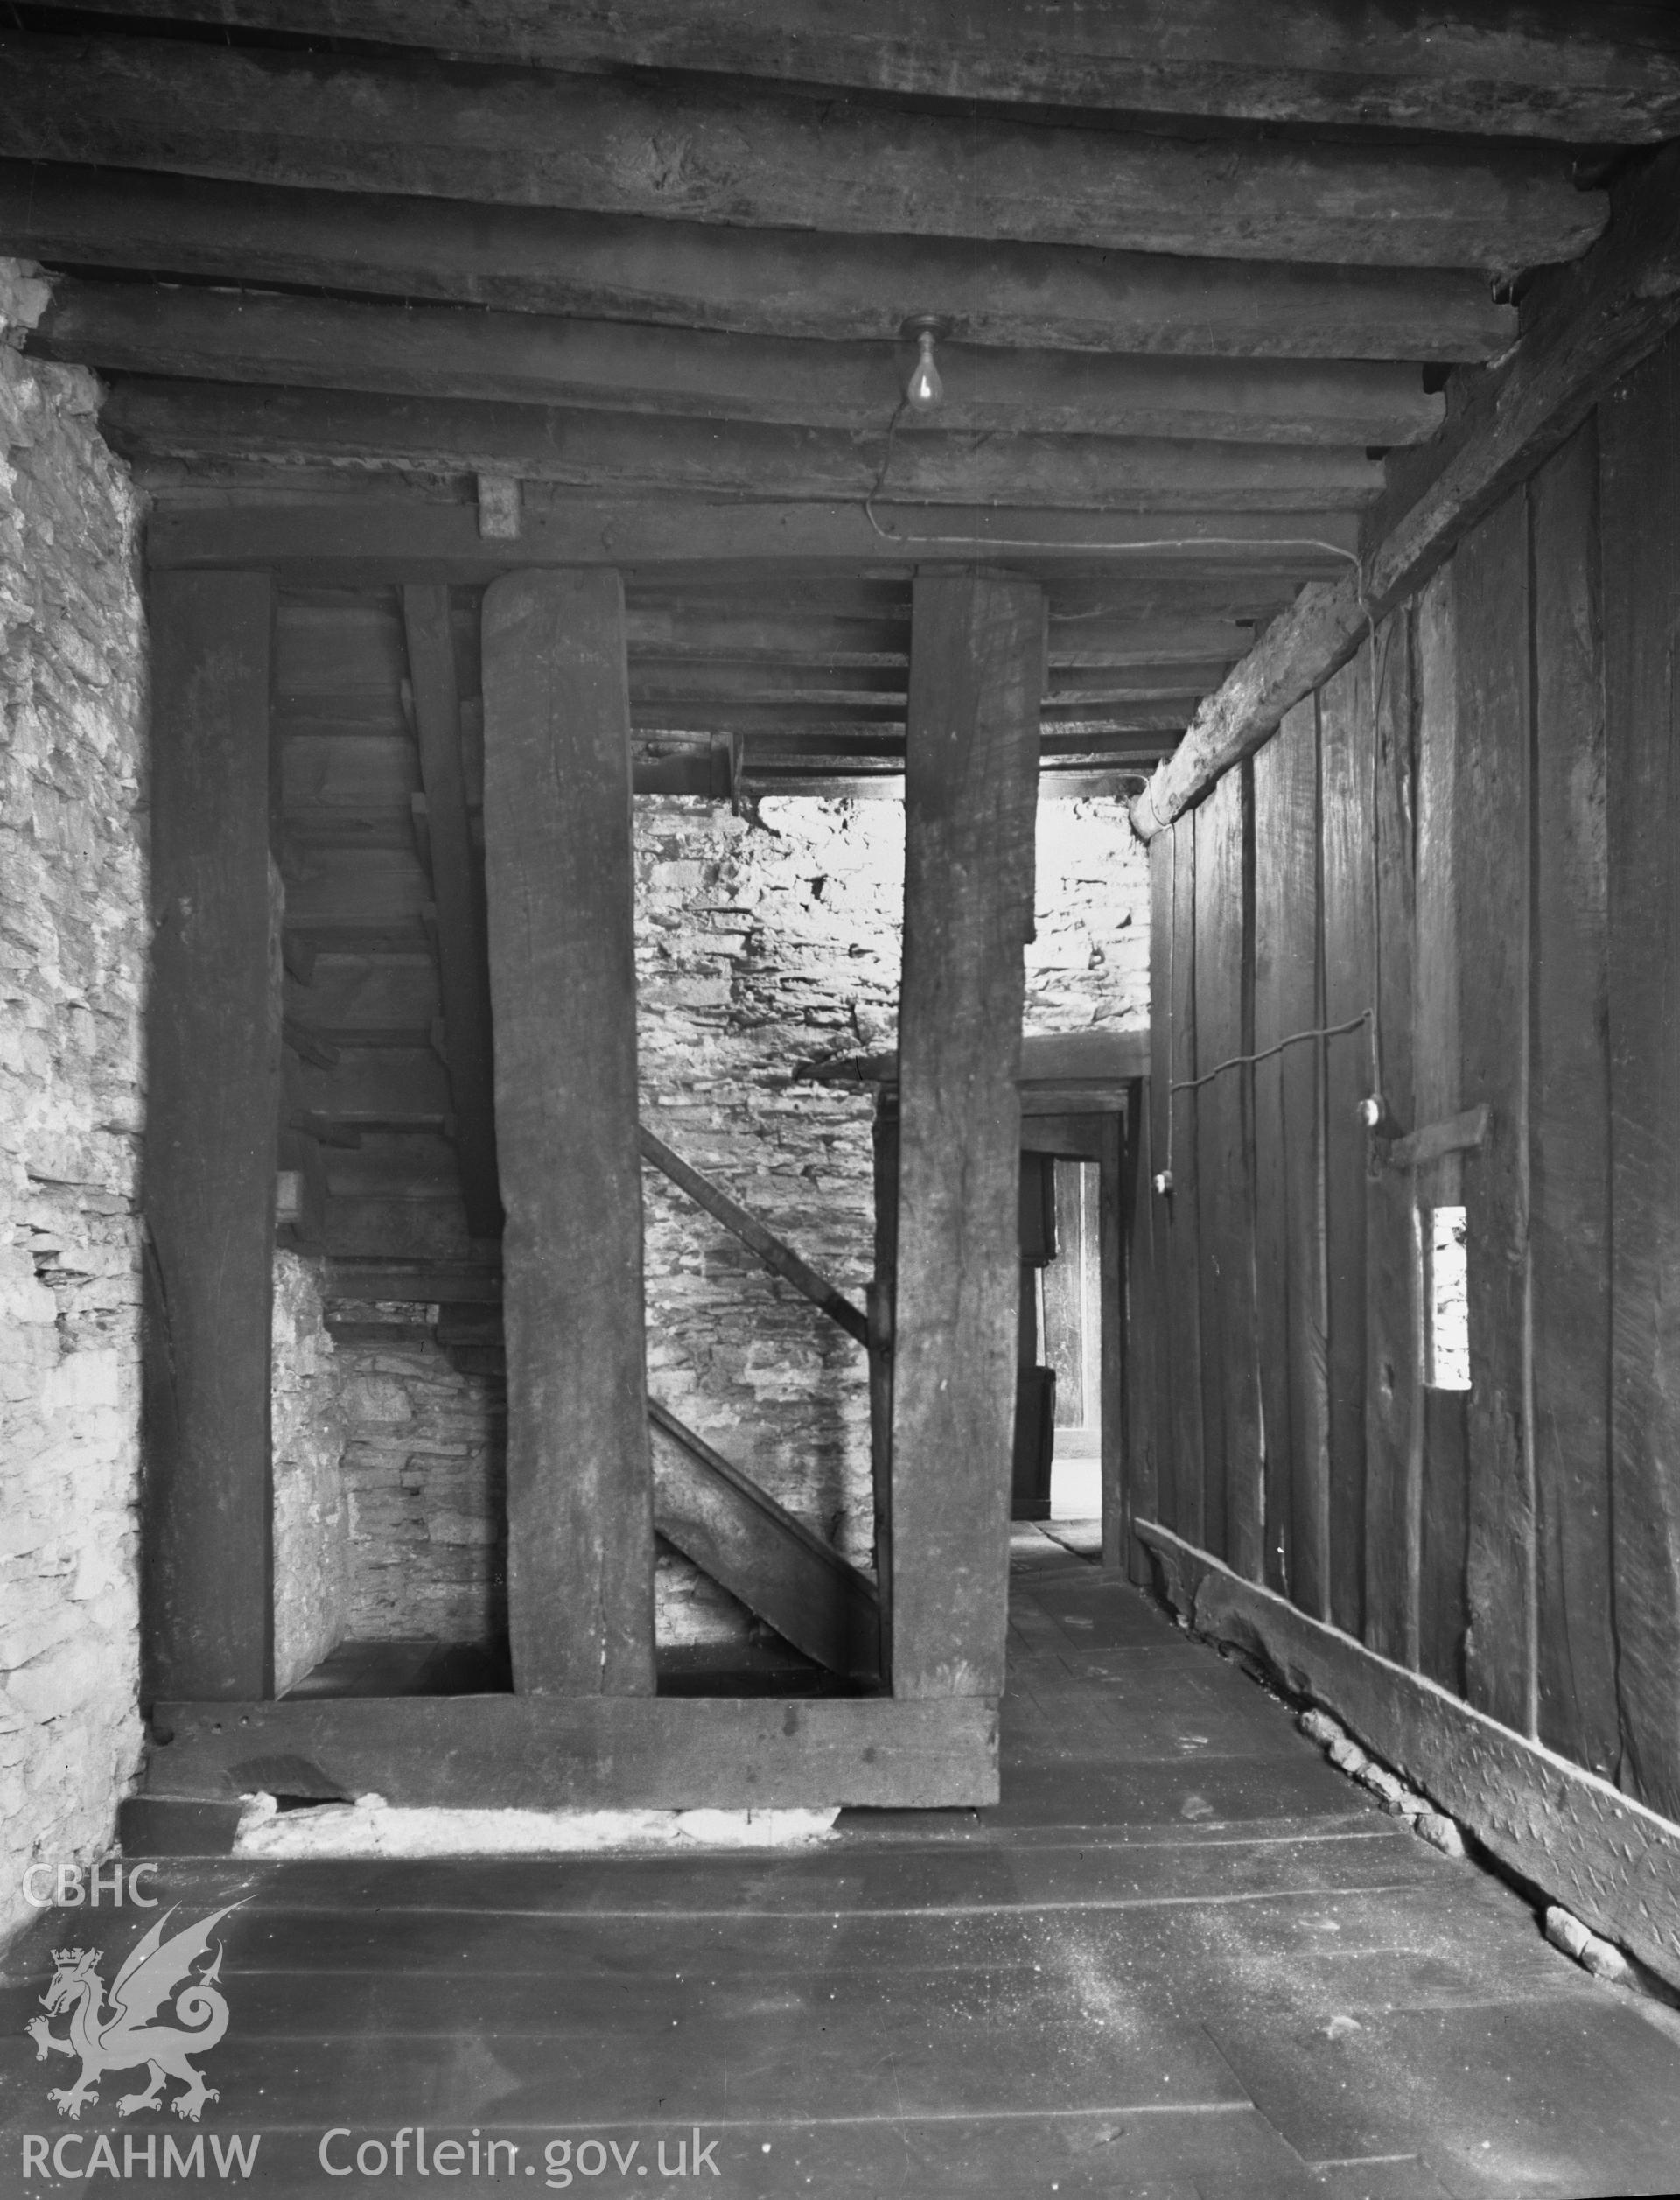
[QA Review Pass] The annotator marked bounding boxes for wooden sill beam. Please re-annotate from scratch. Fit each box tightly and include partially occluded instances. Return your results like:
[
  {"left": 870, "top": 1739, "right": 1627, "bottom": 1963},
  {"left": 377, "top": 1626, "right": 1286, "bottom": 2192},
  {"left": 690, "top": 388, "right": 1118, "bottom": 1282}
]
[
  {"left": 36, "top": 279, "right": 1445, "bottom": 450},
  {"left": 1139, "top": 1520, "right": 1680, "bottom": 1994},
  {"left": 98, "top": 378, "right": 1390, "bottom": 514},
  {"left": 0, "top": 32, "right": 1606, "bottom": 272},
  {"left": 143, "top": 1693, "right": 998, "bottom": 1809},
  {"left": 59, "top": 1, "right": 1680, "bottom": 143},
  {"left": 1132, "top": 142, "right": 1680, "bottom": 838},
  {"left": 0, "top": 161, "right": 1516, "bottom": 365}
]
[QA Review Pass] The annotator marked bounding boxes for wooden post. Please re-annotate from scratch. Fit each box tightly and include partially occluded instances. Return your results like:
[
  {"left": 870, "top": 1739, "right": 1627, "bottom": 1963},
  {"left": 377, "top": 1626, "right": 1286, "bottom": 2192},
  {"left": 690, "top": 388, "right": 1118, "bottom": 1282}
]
[
  {"left": 481, "top": 568, "right": 655, "bottom": 1695},
  {"left": 890, "top": 571, "right": 1042, "bottom": 1699},
  {"left": 142, "top": 571, "right": 277, "bottom": 1703},
  {"left": 1100, "top": 1111, "right": 1127, "bottom": 1572}
]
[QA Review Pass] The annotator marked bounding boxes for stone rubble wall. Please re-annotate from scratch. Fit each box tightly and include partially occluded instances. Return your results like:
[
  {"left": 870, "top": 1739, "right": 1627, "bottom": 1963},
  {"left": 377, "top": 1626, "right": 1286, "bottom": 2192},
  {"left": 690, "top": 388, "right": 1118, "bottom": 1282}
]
[
  {"left": 270, "top": 1251, "right": 348, "bottom": 1692},
  {"left": 331, "top": 1310, "right": 508, "bottom": 1645},
  {"left": 0, "top": 261, "right": 148, "bottom": 1950}
]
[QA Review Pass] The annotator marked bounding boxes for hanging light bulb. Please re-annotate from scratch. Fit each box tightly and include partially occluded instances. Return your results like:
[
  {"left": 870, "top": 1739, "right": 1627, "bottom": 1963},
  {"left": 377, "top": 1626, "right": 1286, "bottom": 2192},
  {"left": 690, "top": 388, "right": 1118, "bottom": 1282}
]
[{"left": 900, "top": 314, "right": 949, "bottom": 412}]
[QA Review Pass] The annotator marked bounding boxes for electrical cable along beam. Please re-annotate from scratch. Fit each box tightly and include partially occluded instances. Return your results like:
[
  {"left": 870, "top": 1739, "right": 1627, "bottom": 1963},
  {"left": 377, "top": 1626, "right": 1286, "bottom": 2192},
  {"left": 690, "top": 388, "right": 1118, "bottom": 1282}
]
[{"left": 638, "top": 1123, "right": 869, "bottom": 1345}]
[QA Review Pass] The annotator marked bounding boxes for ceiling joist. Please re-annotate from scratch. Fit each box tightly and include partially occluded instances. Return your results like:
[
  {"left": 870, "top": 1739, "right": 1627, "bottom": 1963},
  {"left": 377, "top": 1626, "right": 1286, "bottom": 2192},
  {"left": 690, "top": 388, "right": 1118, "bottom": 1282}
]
[
  {"left": 0, "top": 162, "right": 1517, "bottom": 363},
  {"left": 101, "top": 379, "right": 1389, "bottom": 512},
  {"left": 58, "top": 0, "right": 1680, "bottom": 143},
  {"left": 34, "top": 279, "right": 1446, "bottom": 448},
  {"left": 1132, "top": 140, "right": 1680, "bottom": 836},
  {"left": 0, "top": 32, "right": 1606, "bottom": 270}
]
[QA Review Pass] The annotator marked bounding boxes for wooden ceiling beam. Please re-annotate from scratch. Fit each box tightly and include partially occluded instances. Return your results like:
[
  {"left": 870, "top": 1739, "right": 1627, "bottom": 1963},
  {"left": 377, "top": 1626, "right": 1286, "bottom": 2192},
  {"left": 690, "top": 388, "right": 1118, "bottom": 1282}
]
[
  {"left": 102, "top": 379, "right": 1388, "bottom": 511},
  {"left": 35, "top": 279, "right": 1445, "bottom": 448},
  {"left": 0, "top": 161, "right": 1516, "bottom": 363},
  {"left": 59, "top": 0, "right": 1680, "bottom": 142},
  {"left": 147, "top": 494, "right": 1362, "bottom": 585},
  {"left": 626, "top": 662, "right": 1235, "bottom": 704},
  {"left": 0, "top": 32, "right": 1606, "bottom": 271},
  {"left": 1133, "top": 139, "right": 1680, "bottom": 837},
  {"left": 620, "top": 610, "right": 1256, "bottom": 667},
  {"left": 636, "top": 703, "right": 1198, "bottom": 739}
]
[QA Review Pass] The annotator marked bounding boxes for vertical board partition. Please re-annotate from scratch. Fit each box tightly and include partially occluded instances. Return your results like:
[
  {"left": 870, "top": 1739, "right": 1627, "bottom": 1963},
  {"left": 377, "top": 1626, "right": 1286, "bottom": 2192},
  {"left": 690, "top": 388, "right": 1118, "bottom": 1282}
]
[{"left": 1134, "top": 324, "right": 1680, "bottom": 1825}]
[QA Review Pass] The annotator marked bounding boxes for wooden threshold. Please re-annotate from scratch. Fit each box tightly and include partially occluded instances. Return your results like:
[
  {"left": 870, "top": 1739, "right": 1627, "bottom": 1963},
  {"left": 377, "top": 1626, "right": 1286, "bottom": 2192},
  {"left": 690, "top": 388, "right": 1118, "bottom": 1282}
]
[
  {"left": 143, "top": 1694, "right": 998, "bottom": 1811},
  {"left": 1136, "top": 1518, "right": 1680, "bottom": 1993}
]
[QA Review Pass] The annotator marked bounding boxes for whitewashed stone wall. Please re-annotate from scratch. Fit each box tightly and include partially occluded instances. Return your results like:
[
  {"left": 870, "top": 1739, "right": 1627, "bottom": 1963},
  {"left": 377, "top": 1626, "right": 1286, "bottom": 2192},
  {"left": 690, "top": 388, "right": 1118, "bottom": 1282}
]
[
  {"left": 270, "top": 1251, "right": 348, "bottom": 1692},
  {"left": 0, "top": 262, "right": 147, "bottom": 1950}
]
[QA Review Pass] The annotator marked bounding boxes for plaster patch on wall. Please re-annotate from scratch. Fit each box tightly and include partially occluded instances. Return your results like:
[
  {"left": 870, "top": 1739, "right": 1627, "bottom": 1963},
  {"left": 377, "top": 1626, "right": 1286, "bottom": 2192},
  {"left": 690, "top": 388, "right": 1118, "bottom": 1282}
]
[{"left": 271, "top": 1251, "right": 348, "bottom": 1692}]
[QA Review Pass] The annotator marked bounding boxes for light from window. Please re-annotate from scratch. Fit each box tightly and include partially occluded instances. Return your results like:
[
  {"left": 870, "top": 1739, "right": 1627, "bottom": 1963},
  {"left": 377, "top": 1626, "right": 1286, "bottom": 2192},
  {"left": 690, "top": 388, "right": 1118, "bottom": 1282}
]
[{"left": 1428, "top": 1204, "right": 1470, "bottom": 1391}]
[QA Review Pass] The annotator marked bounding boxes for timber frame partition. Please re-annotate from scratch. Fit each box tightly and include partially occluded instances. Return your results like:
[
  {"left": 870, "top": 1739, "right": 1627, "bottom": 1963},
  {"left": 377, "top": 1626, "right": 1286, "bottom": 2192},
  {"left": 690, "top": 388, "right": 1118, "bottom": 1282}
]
[{"left": 139, "top": 562, "right": 1045, "bottom": 1810}]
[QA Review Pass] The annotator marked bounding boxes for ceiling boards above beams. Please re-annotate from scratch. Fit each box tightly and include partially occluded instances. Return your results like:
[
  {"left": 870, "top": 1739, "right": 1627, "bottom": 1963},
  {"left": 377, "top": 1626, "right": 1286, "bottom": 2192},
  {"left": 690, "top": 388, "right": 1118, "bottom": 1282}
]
[
  {"left": 102, "top": 383, "right": 1387, "bottom": 513},
  {"left": 0, "top": 34, "right": 1606, "bottom": 271},
  {"left": 1132, "top": 140, "right": 1680, "bottom": 837},
  {"left": 58, "top": 0, "right": 1680, "bottom": 142},
  {"left": 34, "top": 282, "right": 1446, "bottom": 447},
  {"left": 0, "top": 163, "right": 1516, "bottom": 364}
]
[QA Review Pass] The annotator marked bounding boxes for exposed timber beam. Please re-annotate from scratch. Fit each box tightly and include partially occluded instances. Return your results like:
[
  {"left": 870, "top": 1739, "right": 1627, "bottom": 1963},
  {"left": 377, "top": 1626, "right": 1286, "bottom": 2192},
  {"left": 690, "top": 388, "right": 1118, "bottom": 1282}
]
[
  {"left": 142, "top": 1692, "right": 998, "bottom": 1809},
  {"left": 483, "top": 567, "right": 656, "bottom": 1695},
  {"left": 61, "top": 0, "right": 1680, "bottom": 143},
  {"left": 147, "top": 497, "right": 1363, "bottom": 580},
  {"left": 97, "top": 379, "right": 1390, "bottom": 511},
  {"left": 648, "top": 1402, "right": 880, "bottom": 1682},
  {"left": 0, "top": 33, "right": 1606, "bottom": 272},
  {"left": 0, "top": 161, "right": 1516, "bottom": 363},
  {"left": 620, "top": 610, "right": 1256, "bottom": 667},
  {"left": 1131, "top": 141, "right": 1680, "bottom": 837},
  {"left": 36, "top": 279, "right": 1445, "bottom": 449}
]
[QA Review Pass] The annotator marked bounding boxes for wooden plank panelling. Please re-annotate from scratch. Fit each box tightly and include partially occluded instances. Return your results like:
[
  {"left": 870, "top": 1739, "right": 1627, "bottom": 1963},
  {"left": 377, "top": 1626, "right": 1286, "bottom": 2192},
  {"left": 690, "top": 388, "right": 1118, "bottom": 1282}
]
[
  {"left": 1452, "top": 489, "right": 1535, "bottom": 1736},
  {"left": 1251, "top": 699, "right": 1326, "bottom": 1607},
  {"left": 889, "top": 571, "right": 1042, "bottom": 1699},
  {"left": 1319, "top": 651, "right": 1375, "bottom": 1640},
  {"left": 1413, "top": 564, "right": 1470, "bottom": 1694},
  {"left": 1194, "top": 768, "right": 1262, "bottom": 1577},
  {"left": 1364, "top": 611, "right": 1420, "bottom": 1664},
  {"left": 1530, "top": 423, "right": 1619, "bottom": 1776},
  {"left": 142, "top": 572, "right": 277, "bottom": 1702},
  {"left": 1101, "top": 1111, "right": 1127, "bottom": 1573},
  {"left": 1164, "top": 819, "right": 1207, "bottom": 1550},
  {"left": 1121, "top": 1093, "right": 1153, "bottom": 1578},
  {"left": 481, "top": 569, "right": 656, "bottom": 1696},
  {"left": 1145, "top": 837, "right": 1174, "bottom": 1552},
  {"left": 1603, "top": 327, "right": 1680, "bottom": 1818}
]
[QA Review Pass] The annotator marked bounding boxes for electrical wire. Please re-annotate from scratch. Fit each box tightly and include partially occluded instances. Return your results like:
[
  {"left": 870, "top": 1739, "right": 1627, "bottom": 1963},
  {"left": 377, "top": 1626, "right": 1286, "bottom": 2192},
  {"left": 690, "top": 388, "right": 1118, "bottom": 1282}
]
[{"left": 1170, "top": 1011, "right": 1373, "bottom": 1096}]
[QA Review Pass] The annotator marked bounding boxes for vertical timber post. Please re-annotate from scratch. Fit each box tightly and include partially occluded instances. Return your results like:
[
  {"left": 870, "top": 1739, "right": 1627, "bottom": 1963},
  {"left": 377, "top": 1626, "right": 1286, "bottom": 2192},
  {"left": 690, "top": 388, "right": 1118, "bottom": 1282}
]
[
  {"left": 143, "top": 571, "right": 278, "bottom": 1703},
  {"left": 481, "top": 569, "right": 656, "bottom": 1696},
  {"left": 890, "top": 570, "right": 1043, "bottom": 1699}
]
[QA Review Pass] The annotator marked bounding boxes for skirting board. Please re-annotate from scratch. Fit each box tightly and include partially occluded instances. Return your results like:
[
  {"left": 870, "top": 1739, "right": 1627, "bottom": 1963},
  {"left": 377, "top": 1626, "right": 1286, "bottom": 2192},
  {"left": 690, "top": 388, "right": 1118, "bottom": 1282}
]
[
  {"left": 1136, "top": 1520, "right": 1680, "bottom": 1991},
  {"left": 144, "top": 1693, "right": 998, "bottom": 1811}
]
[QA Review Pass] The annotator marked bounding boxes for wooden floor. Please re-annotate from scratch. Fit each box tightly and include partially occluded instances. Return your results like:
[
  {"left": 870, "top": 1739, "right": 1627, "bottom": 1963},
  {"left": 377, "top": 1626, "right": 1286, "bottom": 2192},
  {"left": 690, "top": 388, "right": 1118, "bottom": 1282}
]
[{"left": 6, "top": 1531, "right": 1680, "bottom": 2196}]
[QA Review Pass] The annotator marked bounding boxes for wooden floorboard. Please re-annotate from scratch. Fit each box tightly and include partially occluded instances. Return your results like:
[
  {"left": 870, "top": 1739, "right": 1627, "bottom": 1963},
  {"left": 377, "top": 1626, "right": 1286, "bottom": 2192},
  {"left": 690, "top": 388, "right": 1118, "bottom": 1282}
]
[{"left": 5, "top": 1551, "right": 1680, "bottom": 2196}]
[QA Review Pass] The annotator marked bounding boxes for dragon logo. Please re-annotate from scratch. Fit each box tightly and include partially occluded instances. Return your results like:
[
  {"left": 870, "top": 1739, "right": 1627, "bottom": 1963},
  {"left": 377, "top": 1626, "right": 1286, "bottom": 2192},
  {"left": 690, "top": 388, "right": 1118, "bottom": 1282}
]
[{"left": 26, "top": 1902, "right": 242, "bottom": 2124}]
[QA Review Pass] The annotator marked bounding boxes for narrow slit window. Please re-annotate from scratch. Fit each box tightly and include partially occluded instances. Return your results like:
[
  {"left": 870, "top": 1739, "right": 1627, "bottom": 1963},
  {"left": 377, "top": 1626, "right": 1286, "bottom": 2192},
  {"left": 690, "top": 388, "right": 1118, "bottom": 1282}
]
[{"left": 1428, "top": 1204, "right": 1471, "bottom": 1391}]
